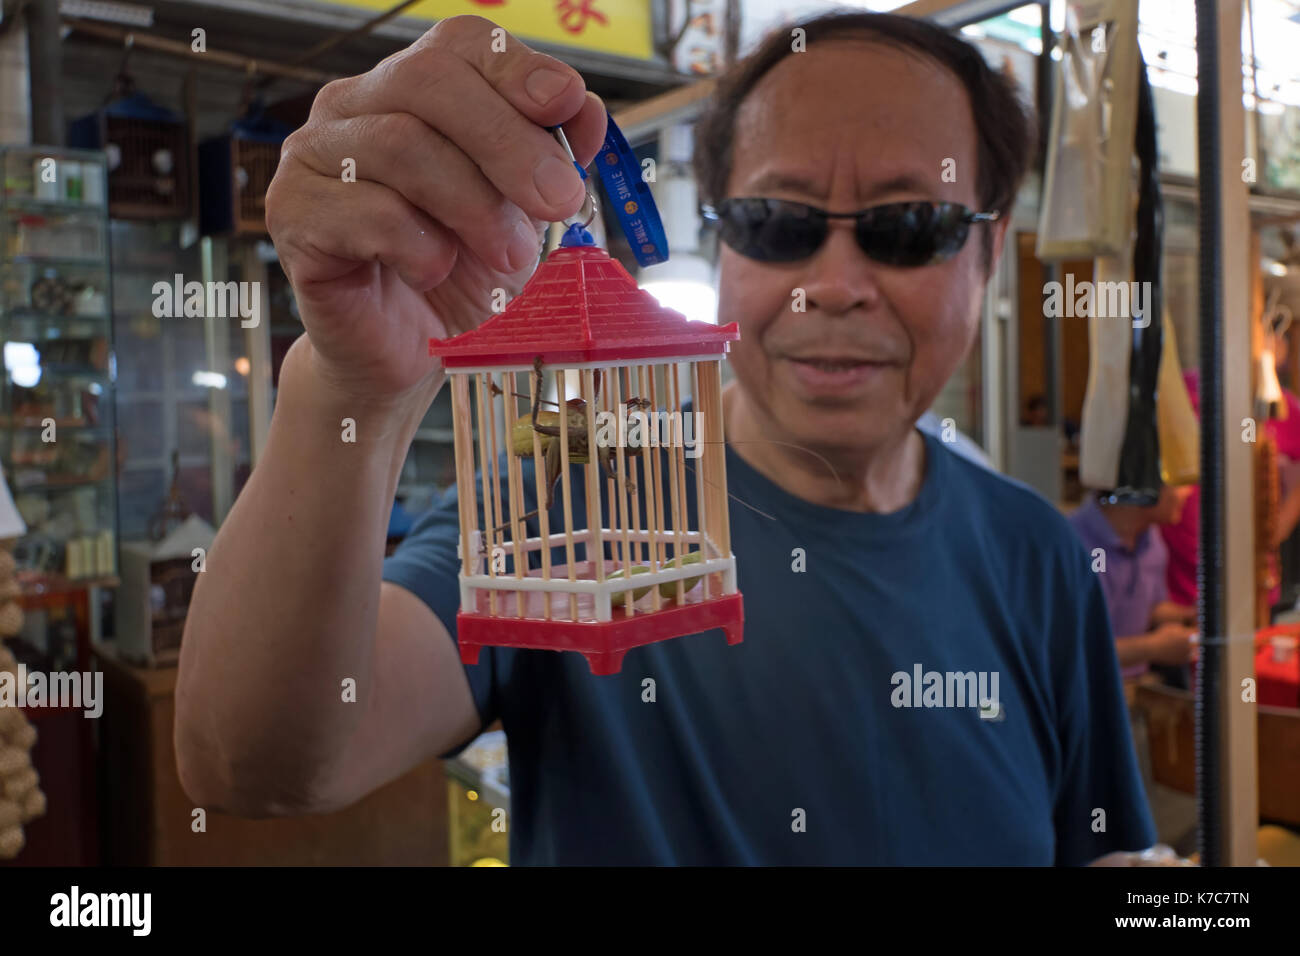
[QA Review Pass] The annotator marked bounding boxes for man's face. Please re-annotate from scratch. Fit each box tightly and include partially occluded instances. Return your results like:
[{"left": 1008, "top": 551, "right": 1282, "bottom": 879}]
[{"left": 717, "top": 40, "right": 1005, "bottom": 457}]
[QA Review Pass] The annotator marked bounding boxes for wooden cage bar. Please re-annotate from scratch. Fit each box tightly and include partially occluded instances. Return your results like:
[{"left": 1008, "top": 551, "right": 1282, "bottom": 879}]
[
  {"left": 600, "top": 364, "right": 620, "bottom": 571},
  {"left": 665, "top": 362, "right": 685, "bottom": 600},
  {"left": 610, "top": 364, "right": 636, "bottom": 602},
  {"left": 474, "top": 373, "right": 498, "bottom": 616},
  {"left": 528, "top": 366, "right": 553, "bottom": 619},
  {"left": 676, "top": 364, "right": 694, "bottom": 591},
  {"left": 697, "top": 359, "right": 731, "bottom": 594},
  {"left": 691, "top": 361, "right": 712, "bottom": 600},
  {"left": 450, "top": 374, "right": 478, "bottom": 596},
  {"left": 503, "top": 370, "right": 526, "bottom": 618},
  {"left": 624, "top": 365, "right": 647, "bottom": 566},
  {"left": 557, "top": 370, "right": 578, "bottom": 621},
  {"left": 582, "top": 369, "right": 609, "bottom": 620},
  {"left": 641, "top": 363, "right": 664, "bottom": 612}
]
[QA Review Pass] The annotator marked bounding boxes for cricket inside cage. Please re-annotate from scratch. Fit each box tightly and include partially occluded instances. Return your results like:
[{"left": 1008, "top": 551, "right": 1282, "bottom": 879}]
[{"left": 429, "top": 244, "right": 743, "bottom": 675}]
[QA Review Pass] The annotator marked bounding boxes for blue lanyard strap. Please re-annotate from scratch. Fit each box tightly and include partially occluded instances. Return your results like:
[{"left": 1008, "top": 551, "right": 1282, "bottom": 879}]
[
  {"left": 549, "top": 113, "right": 670, "bottom": 266},
  {"left": 593, "top": 114, "right": 669, "bottom": 266}
]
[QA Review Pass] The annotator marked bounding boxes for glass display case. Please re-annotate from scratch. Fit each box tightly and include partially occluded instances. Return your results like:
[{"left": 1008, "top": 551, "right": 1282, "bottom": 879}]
[
  {"left": 263, "top": 258, "right": 460, "bottom": 517},
  {"left": 445, "top": 730, "right": 510, "bottom": 866},
  {"left": 0, "top": 146, "right": 118, "bottom": 610},
  {"left": 398, "top": 394, "right": 459, "bottom": 513},
  {"left": 110, "top": 222, "right": 254, "bottom": 538}
]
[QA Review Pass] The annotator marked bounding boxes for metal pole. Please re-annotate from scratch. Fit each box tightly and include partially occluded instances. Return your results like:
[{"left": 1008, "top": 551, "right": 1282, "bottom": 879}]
[
  {"left": 1195, "top": 0, "right": 1259, "bottom": 866},
  {"left": 62, "top": 18, "right": 337, "bottom": 85},
  {"left": 1195, "top": 0, "right": 1226, "bottom": 867},
  {"left": 26, "top": 0, "right": 63, "bottom": 144}
]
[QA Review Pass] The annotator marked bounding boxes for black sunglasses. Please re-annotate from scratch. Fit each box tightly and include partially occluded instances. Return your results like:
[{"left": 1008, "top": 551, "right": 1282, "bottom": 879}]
[{"left": 701, "top": 198, "right": 1000, "bottom": 267}]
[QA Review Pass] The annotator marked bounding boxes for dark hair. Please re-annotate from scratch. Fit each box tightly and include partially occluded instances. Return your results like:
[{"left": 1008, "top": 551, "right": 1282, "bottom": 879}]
[{"left": 694, "top": 12, "right": 1037, "bottom": 263}]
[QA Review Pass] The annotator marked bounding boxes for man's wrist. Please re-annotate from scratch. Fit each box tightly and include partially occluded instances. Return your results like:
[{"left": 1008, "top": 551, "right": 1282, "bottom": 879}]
[
  {"left": 1136, "top": 633, "right": 1157, "bottom": 663},
  {"left": 282, "top": 334, "right": 444, "bottom": 442}
]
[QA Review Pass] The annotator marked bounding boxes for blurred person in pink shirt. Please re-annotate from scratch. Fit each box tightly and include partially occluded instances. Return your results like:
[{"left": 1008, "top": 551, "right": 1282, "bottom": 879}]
[{"left": 1162, "top": 366, "right": 1300, "bottom": 614}]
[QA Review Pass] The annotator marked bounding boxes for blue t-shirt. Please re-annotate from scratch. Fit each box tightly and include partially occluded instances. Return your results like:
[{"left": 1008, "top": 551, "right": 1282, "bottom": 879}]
[{"left": 383, "top": 429, "right": 1155, "bottom": 865}]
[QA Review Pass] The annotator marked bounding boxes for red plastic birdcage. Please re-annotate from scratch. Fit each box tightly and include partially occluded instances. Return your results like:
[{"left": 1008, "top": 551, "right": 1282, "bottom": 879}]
[{"left": 428, "top": 243, "right": 743, "bottom": 675}]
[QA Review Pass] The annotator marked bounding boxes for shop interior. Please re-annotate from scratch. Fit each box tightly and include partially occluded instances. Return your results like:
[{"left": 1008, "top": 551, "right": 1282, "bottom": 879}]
[{"left": 0, "top": 0, "right": 1298, "bottom": 866}]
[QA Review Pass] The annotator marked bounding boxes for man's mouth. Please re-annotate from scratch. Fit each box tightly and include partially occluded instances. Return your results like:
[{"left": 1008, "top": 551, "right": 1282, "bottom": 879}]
[
  {"left": 794, "top": 359, "right": 877, "bottom": 372},
  {"left": 784, "top": 355, "right": 897, "bottom": 392}
]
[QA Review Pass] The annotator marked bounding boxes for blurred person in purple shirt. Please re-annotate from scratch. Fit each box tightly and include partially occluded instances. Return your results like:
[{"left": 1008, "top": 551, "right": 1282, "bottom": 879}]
[{"left": 1068, "top": 486, "right": 1196, "bottom": 681}]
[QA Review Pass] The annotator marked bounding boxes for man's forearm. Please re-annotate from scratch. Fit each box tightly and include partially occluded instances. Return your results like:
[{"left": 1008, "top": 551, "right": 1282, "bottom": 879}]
[
  {"left": 1115, "top": 633, "right": 1154, "bottom": 668},
  {"left": 175, "top": 335, "right": 443, "bottom": 814},
  {"left": 1149, "top": 601, "right": 1194, "bottom": 627}
]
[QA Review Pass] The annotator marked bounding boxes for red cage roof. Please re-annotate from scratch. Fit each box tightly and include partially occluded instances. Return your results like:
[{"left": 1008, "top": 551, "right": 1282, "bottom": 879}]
[{"left": 428, "top": 245, "right": 739, "bottom": 368}]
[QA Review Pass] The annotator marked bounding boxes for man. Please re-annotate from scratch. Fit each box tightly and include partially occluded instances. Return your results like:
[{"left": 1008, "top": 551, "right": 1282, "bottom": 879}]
[
  {"left": 1068, "top": 486, "right": 1196, "bottom": 682},
  {"left": 176, "top": 12, "right": 1155, "bottom": 864},
  {"left": 1164, "top": 368, "right": 1300, "bottom": 615}
]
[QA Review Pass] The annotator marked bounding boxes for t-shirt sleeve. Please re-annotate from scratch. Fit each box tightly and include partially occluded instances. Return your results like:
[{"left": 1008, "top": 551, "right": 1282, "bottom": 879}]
[
  {"left": 1051, "top": 549, "right": 1158, "bottom": 865},
  {"left": 381, "top": 482, "right": 498, "bottom": 760}
]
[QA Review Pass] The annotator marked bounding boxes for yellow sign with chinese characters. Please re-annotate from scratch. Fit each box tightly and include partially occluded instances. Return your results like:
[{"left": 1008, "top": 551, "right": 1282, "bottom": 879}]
[{"left": 314, "top": 0, "right": 654, "bottom": 60}]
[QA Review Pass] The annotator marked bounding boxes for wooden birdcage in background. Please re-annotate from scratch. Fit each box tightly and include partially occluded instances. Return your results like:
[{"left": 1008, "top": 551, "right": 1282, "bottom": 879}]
[
  {"left": 69, "top": 82, "right": 191, "bottom": 220},
  {"left": 199, "top": 104, "right": 290, "bottom": 236},
  {"left": 429, "top": 243, "right": 744, "bottom": 675}
]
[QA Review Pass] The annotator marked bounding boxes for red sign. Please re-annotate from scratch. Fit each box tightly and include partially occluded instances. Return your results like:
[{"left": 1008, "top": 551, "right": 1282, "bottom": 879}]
[{"left": 556, "top": 0, "right": 609, "bottom": 35}]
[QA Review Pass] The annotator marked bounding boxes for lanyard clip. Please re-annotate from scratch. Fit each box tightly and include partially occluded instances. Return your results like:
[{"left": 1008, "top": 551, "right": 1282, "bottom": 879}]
[{"left": 550, "top": 126, "right": 597, "bottom": 230}]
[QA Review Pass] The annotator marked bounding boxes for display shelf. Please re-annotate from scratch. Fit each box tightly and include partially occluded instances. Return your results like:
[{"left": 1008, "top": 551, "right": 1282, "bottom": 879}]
[
  {"left": 19, "top": 573, "right": 120, "bottom": 598},
  {"left": 0, "top": 418, "right": 108, "bottom": 432},
  {"left": 118, "top": 386, "right": 237, "bottom": 403},
  {"left": 4, "top": 308, "right": 109, "bottom": 323},
  {"left": 115, "top": 390, "right": 164, "bottom": 401},
  {"left": 2, "top": 197, "right": 107, "bottom": 217},
  {"left": 5, "top": 474, "right": 109, "bottom": 492},
  {"left": 29, "top": 364, "right": 109, "bottom": 378},
  {"left": 1, "top": 144, "right": 119, "bottom": 586},
  {"left": 5, "top": 253, "right": 107, "bottom": 267},
  {"left": 106, "top": 263, "right": 194, "bottom": 277}
]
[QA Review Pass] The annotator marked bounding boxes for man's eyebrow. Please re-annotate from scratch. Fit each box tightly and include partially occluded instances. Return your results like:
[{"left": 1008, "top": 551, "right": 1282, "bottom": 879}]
[
  {"left": 737, "top": 171, "right": 939, "bottom": 202},
  {"left": 741, "top": 170, "right": 826, "bottom": 197},
  {"left": 860, "top": 173, "right": 938, "bottom": 201}
]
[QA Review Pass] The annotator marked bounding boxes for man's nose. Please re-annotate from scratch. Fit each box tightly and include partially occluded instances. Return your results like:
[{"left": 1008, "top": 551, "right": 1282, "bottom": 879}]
[{"left": 801, "top": 221, "right": 883, "bottom": 316}]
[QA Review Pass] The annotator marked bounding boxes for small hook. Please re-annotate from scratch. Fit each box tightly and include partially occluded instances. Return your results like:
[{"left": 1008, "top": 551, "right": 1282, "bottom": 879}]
[
  {"left": 550, "top": 126, "right": 598, "bottom": 230},
  {"left": 573, "top": 191, "right": 598, "bottom": 230},
  {"left": 551, "top": 125, "right": 578, "bottom": 164}
]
